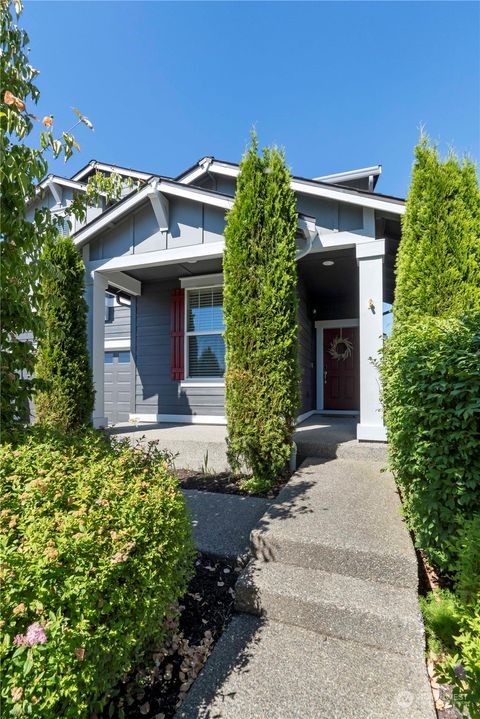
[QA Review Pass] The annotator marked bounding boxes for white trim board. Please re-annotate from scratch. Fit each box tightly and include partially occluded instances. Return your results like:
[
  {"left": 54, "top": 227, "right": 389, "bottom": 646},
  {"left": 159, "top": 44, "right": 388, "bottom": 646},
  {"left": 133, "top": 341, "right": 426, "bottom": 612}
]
[
  {"left": 104, "top": 339, "right": 131, "bottom": 350},
  {"left": 129, "top": 413, "right": 227, "bottom": 426},
  {"left": 315, "top": 319, "right": 359, "bottom": 412},
  {"left": 179, "top": 159, "right": 404, "bottom": 215},
  {"left": 180, "top": 381, "right": 225, "bottom": 389},
  {"left": 314, "top": 165, "right": 382, "bottom": 184},
  {"left": 180, "top": 273, "right": 223, "bottom": 289}
]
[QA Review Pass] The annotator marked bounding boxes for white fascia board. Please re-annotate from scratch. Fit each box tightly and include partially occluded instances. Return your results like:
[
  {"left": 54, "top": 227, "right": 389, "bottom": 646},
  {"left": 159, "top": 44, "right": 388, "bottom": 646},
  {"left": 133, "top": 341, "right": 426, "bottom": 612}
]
[
  {"left": 157, "top": 180, "right": 233, "bottom": 210},
  {"left": 177, "top": 165, "right": 207, "bottom": 185},
  {"left": 314, "top": 165, "right": 382, "bottom": 184},
  {"left": 38, "top": 175, "right": 87, "bottom": 192},
  {"left": 312, "top": 230, "right": 377, "bottom": 251},
  {"left": 73, "top": 185, "right": 152, "bottom": 247},
  {"left": 290, "top": 178, "right": 404, "bottom": 215},
  {"left": 180, "top": 273, "right": 223, "bottom": 289},
  {"left": 92, "top": 241, "right": 225, "bottom": 274},
  {"left": 355, "top": 238, "right": 386, "bottom": 260},
  {"left": 103, "top": 271, "right": 142, "bottom": 296},
  {"left": 72, "top": 161, "right": 153, "bottom": 182},
  {"left": 177, "top": 157, "right": 214, "bottom": 185},
  {"left": 207, "top": 161, "right": 403, "bottom": 215}
]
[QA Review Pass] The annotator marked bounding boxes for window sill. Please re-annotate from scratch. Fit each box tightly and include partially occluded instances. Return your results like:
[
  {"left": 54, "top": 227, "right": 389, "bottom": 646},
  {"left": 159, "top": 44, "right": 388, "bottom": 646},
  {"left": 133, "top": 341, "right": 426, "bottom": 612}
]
[{"left": 180, "top": 380, "right": 225, "bottom": 388}]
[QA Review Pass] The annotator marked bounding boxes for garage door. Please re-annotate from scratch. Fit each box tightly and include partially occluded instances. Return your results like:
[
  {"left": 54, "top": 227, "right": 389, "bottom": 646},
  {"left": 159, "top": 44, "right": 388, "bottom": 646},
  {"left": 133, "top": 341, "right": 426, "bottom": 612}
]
[{"left": 104, "top": 350, "right": 132, "bottom": 425}]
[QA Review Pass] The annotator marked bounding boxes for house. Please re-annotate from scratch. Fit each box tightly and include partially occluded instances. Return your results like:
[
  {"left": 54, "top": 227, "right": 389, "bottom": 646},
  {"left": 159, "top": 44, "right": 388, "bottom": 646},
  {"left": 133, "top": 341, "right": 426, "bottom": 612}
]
[{"left": 33, "top": 157, "right": 405, "bottom": 442}]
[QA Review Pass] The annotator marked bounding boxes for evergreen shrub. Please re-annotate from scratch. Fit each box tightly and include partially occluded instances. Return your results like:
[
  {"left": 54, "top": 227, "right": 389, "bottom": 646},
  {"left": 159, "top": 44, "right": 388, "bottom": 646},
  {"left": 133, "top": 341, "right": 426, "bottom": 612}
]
[
  {"left": 0, "top": 427, "right": 194, "bottom": 718},
  {"left": 34, "top": 237, "right": 94, "bottom": 429},
  {"left": 224, "top": 136, "right": 299, "bottom": 492},
  {"left": 394, "top": 135, "right": 480, "bottom": 323}
]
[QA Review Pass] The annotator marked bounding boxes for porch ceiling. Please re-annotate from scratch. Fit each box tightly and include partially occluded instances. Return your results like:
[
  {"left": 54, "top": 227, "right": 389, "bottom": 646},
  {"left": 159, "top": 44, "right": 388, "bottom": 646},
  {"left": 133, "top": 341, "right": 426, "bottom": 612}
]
[{"left": 298, "top": 249, "right": 358, "bottom": 302}]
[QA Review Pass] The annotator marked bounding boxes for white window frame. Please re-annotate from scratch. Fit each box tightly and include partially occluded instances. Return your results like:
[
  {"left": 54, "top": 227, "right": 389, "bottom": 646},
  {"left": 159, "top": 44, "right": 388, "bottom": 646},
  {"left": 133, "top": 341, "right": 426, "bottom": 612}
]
[{"left": 183, "top": 284, "right": 225, "bottom": 385}]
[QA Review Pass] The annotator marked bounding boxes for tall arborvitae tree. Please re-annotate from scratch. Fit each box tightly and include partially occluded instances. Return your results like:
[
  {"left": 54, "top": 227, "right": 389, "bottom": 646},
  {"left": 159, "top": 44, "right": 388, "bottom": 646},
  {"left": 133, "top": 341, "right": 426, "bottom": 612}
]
[
  {"left": 35, "top": 237, "right": 94, "bottom": 428},
  {"left": 394, "top": 134, "right": 480, "bottom": 323},
  {"left": 224, "top": 135, "right": 299, "bottom": 491}
]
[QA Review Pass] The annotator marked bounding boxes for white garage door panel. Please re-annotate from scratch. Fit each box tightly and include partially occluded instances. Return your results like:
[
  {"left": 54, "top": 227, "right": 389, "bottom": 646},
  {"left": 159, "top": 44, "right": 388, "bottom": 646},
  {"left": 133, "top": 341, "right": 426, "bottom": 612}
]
[{"left": 104, "top": 350, "right": 132, "bottom": 425}]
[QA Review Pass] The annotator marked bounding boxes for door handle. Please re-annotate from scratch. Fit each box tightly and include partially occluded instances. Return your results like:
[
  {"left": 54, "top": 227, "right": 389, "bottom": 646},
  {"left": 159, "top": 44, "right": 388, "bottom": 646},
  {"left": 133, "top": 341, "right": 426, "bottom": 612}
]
[{"left": 324, "top": 369, "right": 327, "bottom": 384}]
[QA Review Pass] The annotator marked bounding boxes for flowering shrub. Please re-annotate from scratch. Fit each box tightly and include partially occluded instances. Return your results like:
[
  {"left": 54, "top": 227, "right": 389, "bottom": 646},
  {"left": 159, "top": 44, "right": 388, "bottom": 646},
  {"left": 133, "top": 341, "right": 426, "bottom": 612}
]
[{"left": 0, "top": 427, "right": 194, "bottom": 718}]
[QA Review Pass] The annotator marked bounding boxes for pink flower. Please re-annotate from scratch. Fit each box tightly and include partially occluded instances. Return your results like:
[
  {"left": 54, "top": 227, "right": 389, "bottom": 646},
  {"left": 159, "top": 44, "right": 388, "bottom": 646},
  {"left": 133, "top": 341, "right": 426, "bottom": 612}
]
[
  {"left": 13, "top": 634, "right": 27, "bottom": 646},
  {"left": 25, "top": 622, "right": 47, "bottom": 646}
]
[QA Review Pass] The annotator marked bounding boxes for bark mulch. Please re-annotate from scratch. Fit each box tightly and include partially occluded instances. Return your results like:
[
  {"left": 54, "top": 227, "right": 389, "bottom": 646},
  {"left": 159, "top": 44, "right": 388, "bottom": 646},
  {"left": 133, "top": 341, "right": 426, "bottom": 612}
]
[
  {"left": 176, "top": 468, "right": 287, "bottom": 499},
  {"left": 102, "top": 555, "right": 240, "bottom": 719}
]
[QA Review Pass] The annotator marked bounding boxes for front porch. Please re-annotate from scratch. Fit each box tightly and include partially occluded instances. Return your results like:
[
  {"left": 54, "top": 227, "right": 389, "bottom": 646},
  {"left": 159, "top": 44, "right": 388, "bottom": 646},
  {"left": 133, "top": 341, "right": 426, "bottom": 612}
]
[{"left": 107, "top": 415, "right": 386, "bottom": 473}]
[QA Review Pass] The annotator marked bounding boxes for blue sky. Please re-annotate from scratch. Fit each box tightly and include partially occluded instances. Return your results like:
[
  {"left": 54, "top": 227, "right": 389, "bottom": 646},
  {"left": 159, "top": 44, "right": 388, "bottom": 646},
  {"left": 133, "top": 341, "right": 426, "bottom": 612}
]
[{"left": 25, "top": 1, "right": 479, "bottom": 197}]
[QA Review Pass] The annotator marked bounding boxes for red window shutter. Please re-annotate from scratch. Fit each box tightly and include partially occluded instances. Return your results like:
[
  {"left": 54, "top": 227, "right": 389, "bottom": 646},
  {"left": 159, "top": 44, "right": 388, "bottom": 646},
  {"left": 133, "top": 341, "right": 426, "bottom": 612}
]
[{"left": 170, "top": 288, "right": 185, "bottom": 380}]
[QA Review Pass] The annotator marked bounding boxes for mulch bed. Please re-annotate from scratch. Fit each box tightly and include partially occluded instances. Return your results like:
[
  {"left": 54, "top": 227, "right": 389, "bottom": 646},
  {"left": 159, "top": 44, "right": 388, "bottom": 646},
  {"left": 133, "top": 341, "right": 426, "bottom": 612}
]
[
  {"left": 176, "top": 469, "right": 287, "bottom": 499},
  {"left": 102, "top": 555, "right": 239, "bottom": 719}
]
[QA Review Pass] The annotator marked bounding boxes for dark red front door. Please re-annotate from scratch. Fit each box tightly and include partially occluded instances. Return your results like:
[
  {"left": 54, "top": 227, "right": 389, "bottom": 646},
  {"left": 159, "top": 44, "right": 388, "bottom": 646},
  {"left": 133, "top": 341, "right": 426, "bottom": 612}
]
[{"left": 323, "top": 327, "right": 359, "bottom": 411}]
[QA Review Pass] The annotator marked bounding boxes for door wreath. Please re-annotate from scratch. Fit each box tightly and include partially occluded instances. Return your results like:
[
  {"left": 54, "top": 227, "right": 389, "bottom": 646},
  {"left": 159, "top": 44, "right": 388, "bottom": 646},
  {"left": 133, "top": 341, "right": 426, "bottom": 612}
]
[{"left": 328, "top": 334, "right": 353, "bottom": 361}]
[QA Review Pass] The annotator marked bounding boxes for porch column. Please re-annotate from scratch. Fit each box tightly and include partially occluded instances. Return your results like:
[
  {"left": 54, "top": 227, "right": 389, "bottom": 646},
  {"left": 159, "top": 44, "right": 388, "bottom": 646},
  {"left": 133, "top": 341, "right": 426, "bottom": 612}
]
[
  {"left": 85, "top": 270, "right": 108, "bottom": 428},
  {"left": 356, "top": 240, "right": 386, "bottom": 442}
]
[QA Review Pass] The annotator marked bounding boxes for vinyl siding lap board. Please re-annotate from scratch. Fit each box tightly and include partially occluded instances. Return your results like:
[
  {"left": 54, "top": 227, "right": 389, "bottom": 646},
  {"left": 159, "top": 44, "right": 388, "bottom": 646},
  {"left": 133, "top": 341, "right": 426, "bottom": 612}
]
[{"left": 134, "top": 281, "right": 225, "bottom": 417}]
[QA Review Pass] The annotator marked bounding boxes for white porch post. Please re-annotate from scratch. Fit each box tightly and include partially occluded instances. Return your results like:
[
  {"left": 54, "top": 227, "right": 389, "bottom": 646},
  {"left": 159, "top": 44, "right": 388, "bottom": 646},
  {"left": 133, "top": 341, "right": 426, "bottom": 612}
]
[
  {"left": 85, "top": 269, "right": 108, "bottom": 428},
  {"left": 356, "top": 240, "right": 386, "bottom": 442}
]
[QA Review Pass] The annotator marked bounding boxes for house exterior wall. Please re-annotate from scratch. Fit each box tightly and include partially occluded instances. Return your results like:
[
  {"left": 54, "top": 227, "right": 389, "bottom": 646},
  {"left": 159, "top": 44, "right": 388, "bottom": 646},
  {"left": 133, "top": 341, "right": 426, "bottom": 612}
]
[
  {"left": 88, "top": 199, "right": 226, "bottom": 261},
  {"left": 298, "top": 279, "right": 315, "bottom": 416},
  {"left": 131, "top": 277, "right": 316, "bottom": 422},
  {"left": 133, "top": 281, "right": 225, "bottom": 420},
  {"left": 105, "top": 302, "right": 130, "bottom": 343}
]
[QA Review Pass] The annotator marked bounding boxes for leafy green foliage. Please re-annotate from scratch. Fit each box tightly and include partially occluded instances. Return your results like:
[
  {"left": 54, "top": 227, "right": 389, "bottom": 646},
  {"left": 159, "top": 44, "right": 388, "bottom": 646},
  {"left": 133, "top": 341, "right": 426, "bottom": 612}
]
[
  {"left": 394, "top": 134, "right": 480, "bottom": 324},
  {"left": 34, "top": 237, "right": 94, "bottom": 429},
  {"left": 0, "top": 1, "right": 87, "bottom": 435},
  {"left": 420, "top": 590, "right": 461, "bottom": 656},
  {"left": 453, "top": 514, "right": 480, "bottom": 606},
  {"left": 446, "top": 605, "right": 480, "bottom": 719},
  {"left": 0, "top": 427, "right": 194, "bottom": 718},
  {"left": 0, "top": 1, "right": 138, "bottom": 438},
  {"left": 447, "top": 516, "right": 480, "bottom": 718},
  {"left": 423, "top": 520, "right": 480, "bottom": 718},
  {"left": 381, "top": 313, "right": 480, "bottom": 571},
  {"left": 223, "top": 135, "right": 299, "bottom": 491}
]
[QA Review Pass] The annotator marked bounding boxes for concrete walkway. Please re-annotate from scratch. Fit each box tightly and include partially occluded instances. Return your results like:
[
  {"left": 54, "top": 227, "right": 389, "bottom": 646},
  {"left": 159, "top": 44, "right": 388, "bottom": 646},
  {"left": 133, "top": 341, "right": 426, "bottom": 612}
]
[
  {"left": 183, "top": 490, "right": 270, "bottom": 562},
  {"left": 177, "top": 458, "right": 435, "bottom": 719},
  {"left": 108, "top": 415, "right": 385, "bottom": 472}
]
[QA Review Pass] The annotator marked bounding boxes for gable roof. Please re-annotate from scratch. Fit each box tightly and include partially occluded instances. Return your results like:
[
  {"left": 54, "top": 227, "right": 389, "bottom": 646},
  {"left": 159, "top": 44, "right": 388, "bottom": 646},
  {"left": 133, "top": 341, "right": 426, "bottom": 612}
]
[
  {"left": 38, "top": 175, "right": 88, "bottom": 192},
  {"left": 72, "top": 176, "right": 317, "bottom": 249},
  {"left": 314, "top": 165, "right": 382, "bottom": 189},
  {"left": 70, "top": 160, "right": 155, "bottom": 183},
  {"left": 176, "top": 157, "right": 404, "bottom": 211}
]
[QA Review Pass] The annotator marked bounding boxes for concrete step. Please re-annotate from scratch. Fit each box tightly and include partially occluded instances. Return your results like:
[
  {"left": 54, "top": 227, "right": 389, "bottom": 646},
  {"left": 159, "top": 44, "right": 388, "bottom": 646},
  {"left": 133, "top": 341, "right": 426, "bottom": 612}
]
[
  {"left": 175, "top": 614, "right": 436, "bottom": 719},
  {"left": 235, "top": 560, "right": 425, "bottom": 657},
  {"left": 183, "top": 490, "right": 270, "bottom": 562},
  {"left": 251, "top": 457, "right": 419, "bottom": 588}
]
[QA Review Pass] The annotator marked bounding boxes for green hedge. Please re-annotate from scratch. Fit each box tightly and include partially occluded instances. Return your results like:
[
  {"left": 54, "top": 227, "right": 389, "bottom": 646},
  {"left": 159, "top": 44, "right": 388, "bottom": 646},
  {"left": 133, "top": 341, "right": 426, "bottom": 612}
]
[
  {"left": 447, "top": 514, "right": 480, "bottom": 718},
  {"left": 35, "top": 236, "right": 94, "bottom": 429},
  {"left": 381, "top": 312, "right": 480, "bottom": 572},
  {"left": 0, "top": 428, "right": 194, "bottom": 718}
]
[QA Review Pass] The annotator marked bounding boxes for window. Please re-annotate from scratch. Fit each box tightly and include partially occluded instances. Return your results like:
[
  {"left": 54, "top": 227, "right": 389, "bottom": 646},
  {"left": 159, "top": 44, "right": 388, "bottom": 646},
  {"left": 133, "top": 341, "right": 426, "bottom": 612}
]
[
  {"left": 105, "top": 351, "right": 130, "bottom": 364},
  {"left": 186, "top": 287, "right": 225, "bottom": 378}
]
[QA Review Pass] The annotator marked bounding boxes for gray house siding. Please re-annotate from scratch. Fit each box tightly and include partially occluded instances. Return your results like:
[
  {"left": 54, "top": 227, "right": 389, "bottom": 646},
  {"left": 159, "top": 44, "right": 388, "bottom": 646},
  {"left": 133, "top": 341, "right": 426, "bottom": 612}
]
[
  {"left": 134, "top": 281, "right": 225, "bottom": 418},
  {"left": 89, "top": 199, "right": 226, "bottom": 261},
  {"left": 105, "top": 303, "right": 131, "bottom": 342},
  {"left": 297, "top": 279, "right": 315, "bottom": 415}
]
